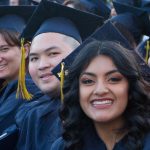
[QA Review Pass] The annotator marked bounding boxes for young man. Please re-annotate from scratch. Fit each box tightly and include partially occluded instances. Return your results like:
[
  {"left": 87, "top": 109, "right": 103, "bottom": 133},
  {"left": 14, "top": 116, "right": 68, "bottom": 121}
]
[{"left": 16, "top": 0, "right": 103, "bottom": 149}]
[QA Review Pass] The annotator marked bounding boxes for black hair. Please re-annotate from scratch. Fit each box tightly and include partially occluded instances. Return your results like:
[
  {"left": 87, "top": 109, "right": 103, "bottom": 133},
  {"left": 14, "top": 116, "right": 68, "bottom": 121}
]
[{"left": 60, "top": 39, "right": 150, "bottom": 150}]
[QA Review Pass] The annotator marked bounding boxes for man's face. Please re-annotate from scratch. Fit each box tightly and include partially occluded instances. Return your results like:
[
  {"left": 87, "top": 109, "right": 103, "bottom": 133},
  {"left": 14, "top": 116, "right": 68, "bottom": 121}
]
[
  {"left": 9, "top": 0, "right": 19, "bottom": 5},
  {"left": 29, "top": 32, "right": 75, "bottom": 96}
]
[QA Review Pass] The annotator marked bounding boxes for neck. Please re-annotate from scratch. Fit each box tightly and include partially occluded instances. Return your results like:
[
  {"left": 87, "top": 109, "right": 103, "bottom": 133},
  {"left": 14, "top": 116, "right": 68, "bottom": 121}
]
[
  {"left": 94, "top": 117, "right": 127, "bottom": 150},
  {"left": 6, "top": 71, "right": 19, "bottom": 82},
  {"left": 0, "top": 80, "right": 8, "bottom": 92}
]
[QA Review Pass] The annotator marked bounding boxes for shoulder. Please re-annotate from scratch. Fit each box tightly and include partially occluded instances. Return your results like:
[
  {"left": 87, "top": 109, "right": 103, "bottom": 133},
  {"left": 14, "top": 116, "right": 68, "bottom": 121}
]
[
  {"left": 16, "top": 97, "right": 60, "bottom": 131},
  {"left": 15, "top": 95, "right": 50, "bottom": 125},
  {"left": 51, "top": 137, "right": 65, "bottom": 150}
]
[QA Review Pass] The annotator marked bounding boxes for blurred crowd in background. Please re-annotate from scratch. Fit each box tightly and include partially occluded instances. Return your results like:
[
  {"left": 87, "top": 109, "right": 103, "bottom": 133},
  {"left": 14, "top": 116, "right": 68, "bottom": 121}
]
[{"left": 0, "top": 0, "right": 112, "bottom": 6}]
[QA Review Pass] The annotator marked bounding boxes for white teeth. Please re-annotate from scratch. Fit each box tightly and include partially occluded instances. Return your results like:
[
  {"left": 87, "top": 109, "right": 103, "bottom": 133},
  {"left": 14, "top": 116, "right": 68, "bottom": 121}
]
[{"left": 93, "top": 100, "right": 112, "bottom": 105}]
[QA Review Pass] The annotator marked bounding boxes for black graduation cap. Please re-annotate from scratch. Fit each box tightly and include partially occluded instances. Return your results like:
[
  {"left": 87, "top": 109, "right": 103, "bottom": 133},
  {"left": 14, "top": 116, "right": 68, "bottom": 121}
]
[
  {"left": 52, "top": 21, "right": 150, "bottom": 83},
  {"left": 110, "top": 13, "right": 142, "bottom": 45},
  {"left": 0, "top": 6, "right": 36, "bottom": 33},
  {"left": 52, "top": 21, "right": 132, "bottom": 80},
  {"left": 113, "top": 1, "right": 150, "bottom": 36},
  {"left": 0, "top": 125, "right": 19, "bottom": 150},
  {"left": 20, "top": 0, "right": 104, "bottom": 43},
  {"left": 79, "top": 0, "right": 111, "bottom": 20}
]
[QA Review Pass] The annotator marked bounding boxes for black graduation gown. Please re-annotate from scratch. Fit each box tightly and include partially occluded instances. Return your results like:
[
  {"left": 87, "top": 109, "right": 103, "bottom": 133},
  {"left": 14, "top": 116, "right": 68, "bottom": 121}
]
[
  {"left": 0, "top": 124, "right": 19, "bottom": 150},
  {"left": 0, "top": 74, "right": 43, "bottom": 134},
  {"left": 51, "top": 124, "right": 150, "bottom": 150},
  {"left": 16, "top": 96, "right": 61, "bottom": 150},
  {"left": 0, "top": 79, "right": 22, "bottom": 134}
]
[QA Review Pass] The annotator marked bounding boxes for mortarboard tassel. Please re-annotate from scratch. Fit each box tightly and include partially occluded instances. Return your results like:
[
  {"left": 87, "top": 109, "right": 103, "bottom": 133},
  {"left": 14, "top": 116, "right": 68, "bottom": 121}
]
[
  {"left": 60, "top": 62, "right": 65, "bottom": 103},
  {"left": 16, "top": 38, "right": 33, "bottom": 100},
  {"left": 145, "top": 40, "right": 150, "bottom": 64}
]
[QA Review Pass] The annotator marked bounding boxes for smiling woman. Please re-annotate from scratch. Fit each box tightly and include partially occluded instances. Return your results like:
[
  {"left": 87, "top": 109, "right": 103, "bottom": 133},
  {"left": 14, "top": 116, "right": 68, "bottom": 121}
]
[
  {"left": 79, "top": 54, "right": 129, "bottom": 125},
  {"left": 51, "top": 40, "right": 150, "bottom": 150},
  {"left": 0, "top": 29, "right": 21, "bottom": 82},
  {"left": 0, "top": 7, "right": 44, "bottom": 150}
]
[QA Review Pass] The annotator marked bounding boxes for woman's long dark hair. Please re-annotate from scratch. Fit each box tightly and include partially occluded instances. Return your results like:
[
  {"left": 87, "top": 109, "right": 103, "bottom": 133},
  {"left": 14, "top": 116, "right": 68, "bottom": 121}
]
[{"left": 60, "top": 40, "right": 150, "bottom": 150}]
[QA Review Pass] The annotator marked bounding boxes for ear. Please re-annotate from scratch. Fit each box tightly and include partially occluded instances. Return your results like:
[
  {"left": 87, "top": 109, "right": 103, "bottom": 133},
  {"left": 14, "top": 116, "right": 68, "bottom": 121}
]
[{"left": 24, "top": 42, "right": 31, "bottom": 59}]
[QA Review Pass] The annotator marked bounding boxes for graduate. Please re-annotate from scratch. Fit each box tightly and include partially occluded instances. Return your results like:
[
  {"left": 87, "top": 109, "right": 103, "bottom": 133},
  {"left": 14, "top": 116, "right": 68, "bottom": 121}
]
[
  {"left": 0, "top": 5, "right": 37, "bottom": 133},
  {"left": 15, "top": 0, "right": 103, "bottom": 149},
  {"left": 51, "top": 21, "right": 150, "bottom": 150},
  {"left": 0, "top": 5, "right": 49, "bottom": 150},
  {"left": 63, "top": 0, "right": 111, "bottom": 20},
  {"left": 111, "top": 0, "right": 150, "bottom": 47}
]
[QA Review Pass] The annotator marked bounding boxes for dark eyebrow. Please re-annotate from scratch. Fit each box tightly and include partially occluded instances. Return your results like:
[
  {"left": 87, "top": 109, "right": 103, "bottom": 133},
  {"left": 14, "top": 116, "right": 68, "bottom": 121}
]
[
  {"left": 80, "top": 69, "right": 119, "bottom": 77},
  {"left": 29, "top": 46, "right": 58, "bottom": 57},
  {"left": 105, "top": 69, "right": 119, "bottom": 76},
  {"left": 80, "top": 72, "right": 96, "bottom": 77}
]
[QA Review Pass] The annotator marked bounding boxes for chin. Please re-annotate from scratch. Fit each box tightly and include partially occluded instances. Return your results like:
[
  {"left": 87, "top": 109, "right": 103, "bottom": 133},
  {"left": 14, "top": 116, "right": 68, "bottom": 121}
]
[
  {"left": 40, "top": 85, "right": 57, "bottom": 94},
  {"left": 0, "top": 74, "right": 9, "bottom": 80},
  {"left": 91, "top": 114, "right": 113, "bottom": 123}
]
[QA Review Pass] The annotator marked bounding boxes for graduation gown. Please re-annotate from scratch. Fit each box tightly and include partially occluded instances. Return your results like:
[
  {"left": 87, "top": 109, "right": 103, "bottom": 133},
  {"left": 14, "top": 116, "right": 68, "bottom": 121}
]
[
  {"left": 0, "top": 124, "right": 19, "bottom": 150},
  {"left": 0, "top": 74, "right": 43, "bottom": 134},
  {"left": 51, "top": 124, "right": 150, "bottom": 150},
  {"left": 16, "top": 96, "right": 61, "bottom": 150}
]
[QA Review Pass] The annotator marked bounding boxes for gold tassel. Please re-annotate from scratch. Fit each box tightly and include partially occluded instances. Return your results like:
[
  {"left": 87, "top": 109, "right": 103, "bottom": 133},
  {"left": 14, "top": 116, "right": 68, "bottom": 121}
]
[
  {"left": 145, "top": 40, "right": 150, "bottom": 64},
  {"left": 16, "top": 38, "right": 33, "bottom": 100},
  {"left": 60, "top": 62, "right": 65, "bottom": 103}
]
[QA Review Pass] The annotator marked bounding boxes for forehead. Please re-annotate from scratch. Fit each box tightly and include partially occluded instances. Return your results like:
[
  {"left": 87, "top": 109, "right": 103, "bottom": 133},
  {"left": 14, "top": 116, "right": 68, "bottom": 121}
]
[
  {"left": 84, "top": 55, "right": 117, "bottom": 73},
  {"left": 30, "top": 32, "right": 69, "bottom": 53}
]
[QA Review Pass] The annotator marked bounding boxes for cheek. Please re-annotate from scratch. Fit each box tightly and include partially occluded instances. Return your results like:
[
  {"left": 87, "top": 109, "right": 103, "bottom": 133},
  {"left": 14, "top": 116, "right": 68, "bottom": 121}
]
[
  {"left": 29, "top": 63, "right": 37, "bottom": 78},
  {"left": 113, "top": 84, "right": 129, "bottom": 107},
  {"left": 79, "top": 85, "right": 87, "bottom": 102},
  {"left": 79, "top": 86, "right": 91, "bottom": 109},
  {"left": 53, "top": 56, "right": 65, "bottom": 66},
  {"left": 9, "top": 49, "right": 21, "bottom": 62},
  {"left": 12, "top": 47, "right": 21, "bottom": 55},
  {"left": 119, "top": 85, "right": 128, "bottom": 99}
]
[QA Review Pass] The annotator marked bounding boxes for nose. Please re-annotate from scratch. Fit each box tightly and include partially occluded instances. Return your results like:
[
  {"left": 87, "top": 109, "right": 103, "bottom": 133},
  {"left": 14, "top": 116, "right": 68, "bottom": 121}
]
[
  {"left": 93, "top": 81, "right": 109, "bottom": 96},
  {"left": 38, "top": 57, "right": 51, "bottom": 70}
]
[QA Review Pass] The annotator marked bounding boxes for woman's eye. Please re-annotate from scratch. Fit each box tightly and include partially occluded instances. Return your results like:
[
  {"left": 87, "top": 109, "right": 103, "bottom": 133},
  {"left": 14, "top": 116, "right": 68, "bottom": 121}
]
[
  {"left": 0, "top": 47, "right": 9, "bottom": 52},
  {"left": 108, "top": 77, "right": 122, "bottom": 83},
  {"left": 81, "top": 79, "right": 94, "bottom": 85}
]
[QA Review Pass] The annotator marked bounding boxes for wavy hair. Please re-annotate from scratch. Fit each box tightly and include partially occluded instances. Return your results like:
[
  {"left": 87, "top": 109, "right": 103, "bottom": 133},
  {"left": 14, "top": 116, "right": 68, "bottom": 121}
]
[{"left": 60, "top": 39, "right": 150, "bottom": 150}]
